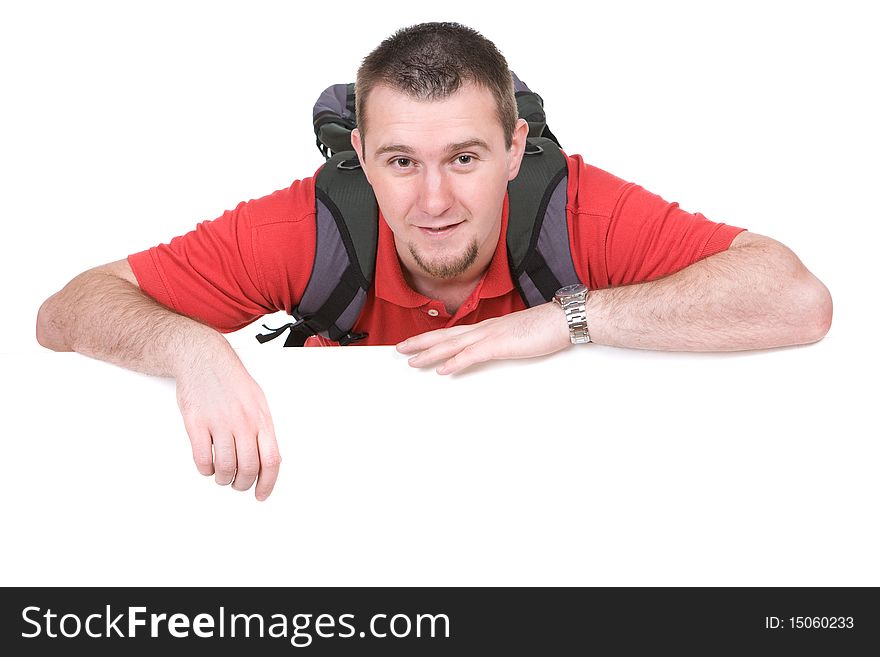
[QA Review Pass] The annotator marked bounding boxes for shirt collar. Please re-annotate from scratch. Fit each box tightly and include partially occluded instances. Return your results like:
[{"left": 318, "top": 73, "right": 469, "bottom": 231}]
[{"left": 374, "top": 193, "right": 515, "bottom": 307}]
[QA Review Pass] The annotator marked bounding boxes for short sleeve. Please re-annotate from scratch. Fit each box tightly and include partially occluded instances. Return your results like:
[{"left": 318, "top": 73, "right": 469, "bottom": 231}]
[
  {"left": 128, "top": 176, "right": 318, "bottom": 333},
  {"left": 564, "top": 154, "right": 746, "bottom": 289}
]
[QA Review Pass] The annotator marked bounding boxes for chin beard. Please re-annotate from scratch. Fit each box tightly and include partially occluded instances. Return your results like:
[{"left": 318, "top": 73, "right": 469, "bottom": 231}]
[{"left": 408, "top": 239, "right": 479, "bottom": 280}]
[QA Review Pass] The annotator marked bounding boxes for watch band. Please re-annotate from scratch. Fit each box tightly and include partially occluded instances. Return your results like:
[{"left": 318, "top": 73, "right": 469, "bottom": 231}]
[{"left": 553, "top": 284, "right": 591, "bottom": 344}]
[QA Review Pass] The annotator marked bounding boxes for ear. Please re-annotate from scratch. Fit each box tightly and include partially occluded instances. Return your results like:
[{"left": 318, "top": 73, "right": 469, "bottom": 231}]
[
  {"left": 350, "top": 128, "right": 372, "bottom": 184},
  {"left": 506, "top": 118, "right": 531, "bottom": 181}
]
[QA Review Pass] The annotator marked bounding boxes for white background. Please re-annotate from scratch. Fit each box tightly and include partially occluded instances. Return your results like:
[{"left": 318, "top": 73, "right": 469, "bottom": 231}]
[{"left": 1, "top": 1, "right": 877, "bottom": 586}]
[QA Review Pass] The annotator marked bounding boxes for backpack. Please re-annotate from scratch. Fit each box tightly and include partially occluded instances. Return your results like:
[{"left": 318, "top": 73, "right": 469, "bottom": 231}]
[
  {"left": 256, "top": 72, "right": 578, "bottom": 347},
  {"left": 312, "top": 71, "right": 561, "bottom": 160}
]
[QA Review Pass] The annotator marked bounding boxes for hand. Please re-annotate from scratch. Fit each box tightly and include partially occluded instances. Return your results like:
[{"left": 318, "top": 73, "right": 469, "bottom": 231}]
[
  {"left": 175, "top": 353, "right": 281, "bottom": 500},
  {"left": 396, "top": 301, "right": 571, "bottom": 375}
]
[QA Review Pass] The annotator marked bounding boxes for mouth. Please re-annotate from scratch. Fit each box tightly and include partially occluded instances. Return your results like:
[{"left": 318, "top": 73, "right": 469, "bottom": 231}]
[{"left": 416, "top": 221, "right": 464, "bottom": 237}]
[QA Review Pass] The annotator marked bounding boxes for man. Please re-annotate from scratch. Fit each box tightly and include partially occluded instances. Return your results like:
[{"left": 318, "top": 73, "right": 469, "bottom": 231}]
[{"left": 36, "top": 22, "right": 832, "bottom": 502}]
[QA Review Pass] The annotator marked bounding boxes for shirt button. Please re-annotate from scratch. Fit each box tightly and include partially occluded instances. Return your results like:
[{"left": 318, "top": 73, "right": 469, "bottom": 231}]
[{"left": 427, "top": 309, "right": 440, "bottom": 317}]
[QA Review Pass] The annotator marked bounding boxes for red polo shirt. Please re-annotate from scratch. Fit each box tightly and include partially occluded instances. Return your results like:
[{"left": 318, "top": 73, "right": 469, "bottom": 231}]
[{"left": 128, "top": 153, "right": 745, "bottom": 345}]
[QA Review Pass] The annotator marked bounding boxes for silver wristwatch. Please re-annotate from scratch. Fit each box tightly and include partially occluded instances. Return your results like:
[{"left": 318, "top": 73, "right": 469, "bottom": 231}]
[{"left": 553, "top": 283, "right": 591, "bottom": 344}]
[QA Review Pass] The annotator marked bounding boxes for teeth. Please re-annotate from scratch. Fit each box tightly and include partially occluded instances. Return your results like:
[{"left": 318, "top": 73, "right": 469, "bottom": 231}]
[{"left": 419, "top": 222, "right": 460, "bottom": 233}]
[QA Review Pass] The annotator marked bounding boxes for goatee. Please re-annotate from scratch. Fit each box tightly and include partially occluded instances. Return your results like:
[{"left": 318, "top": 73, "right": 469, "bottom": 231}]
[{"left": 408, "top": 239, "right": 479, "bottom": 280}]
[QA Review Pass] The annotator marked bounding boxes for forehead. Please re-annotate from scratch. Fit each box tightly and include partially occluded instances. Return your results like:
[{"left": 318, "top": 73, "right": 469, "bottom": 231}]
[{"left": 362, "top": 83, "right": 504, "bottom": 154}]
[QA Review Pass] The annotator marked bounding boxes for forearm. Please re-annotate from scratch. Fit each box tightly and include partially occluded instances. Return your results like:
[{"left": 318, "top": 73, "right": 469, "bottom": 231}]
[
  {"left": 36, "top": 268, "right": 234, "bottom": 378},
  {"left": 586, "top": 234, "right": 833, "bottom": 351}
]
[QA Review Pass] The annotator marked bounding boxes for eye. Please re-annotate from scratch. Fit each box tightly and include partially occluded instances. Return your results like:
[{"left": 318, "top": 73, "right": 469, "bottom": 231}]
[
  {"left": 393, "top": 157, "right": 412, "bottom": 168},
  {"left": 456, "top": 154, "right": 473, "bottom": 165}
]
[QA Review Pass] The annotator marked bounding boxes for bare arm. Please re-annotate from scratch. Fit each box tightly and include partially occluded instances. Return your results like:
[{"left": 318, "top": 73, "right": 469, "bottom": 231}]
[
  {"left": 36, "top": 259, "right": 281, "bottom": 500},
  {"left": 37, "top": 259, "right": 225, "bottom": 373},
  {"left": 397, "top": 232, "right": 833, "bottom": 373},
  {"left": 585, "top": 231, "right": 832, "bottom": 351}
]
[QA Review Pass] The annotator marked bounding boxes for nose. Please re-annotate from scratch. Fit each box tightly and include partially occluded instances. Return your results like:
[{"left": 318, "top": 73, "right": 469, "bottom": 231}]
[{"left": 417, "top": 167, "right": 454, "bottom": 217}]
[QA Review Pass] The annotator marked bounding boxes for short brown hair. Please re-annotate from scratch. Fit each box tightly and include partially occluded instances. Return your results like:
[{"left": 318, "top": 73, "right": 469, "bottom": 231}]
[{"left": 355, "top": 22, "right": 517, "bottom": 150}]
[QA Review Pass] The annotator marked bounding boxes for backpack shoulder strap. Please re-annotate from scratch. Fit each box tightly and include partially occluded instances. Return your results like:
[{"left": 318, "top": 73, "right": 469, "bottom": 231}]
[
  {"left": 256, "top": 151, "right": 377, "bottom": 347},
  {"left": 507, "top": 137, "right": 581, "bottom": 306}
]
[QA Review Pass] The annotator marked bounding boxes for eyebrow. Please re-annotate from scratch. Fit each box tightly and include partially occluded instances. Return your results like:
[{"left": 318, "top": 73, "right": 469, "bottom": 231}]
[
  {"left": 373, "top": 138, "right": 490, "bottom": 159},
  {"left": 374, "top": 144, "right": 416, "bottom": 158}
]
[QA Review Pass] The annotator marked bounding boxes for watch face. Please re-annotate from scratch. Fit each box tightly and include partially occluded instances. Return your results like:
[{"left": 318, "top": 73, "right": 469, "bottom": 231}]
[{"left": 556, "top": 283, "right": 588, "bottom": 297}]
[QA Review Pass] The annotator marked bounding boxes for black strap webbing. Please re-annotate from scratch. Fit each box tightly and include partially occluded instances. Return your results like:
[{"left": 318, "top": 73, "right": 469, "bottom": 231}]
[
  {"left": 522, "top": 249, "right": 562, "bottom": 302},
  {"left": 306, "top": 264, "right": 362, "bottom": 340}
]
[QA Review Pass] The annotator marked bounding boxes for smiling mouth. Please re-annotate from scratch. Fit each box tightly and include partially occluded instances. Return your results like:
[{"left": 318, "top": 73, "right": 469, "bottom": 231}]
[{"left": 417, "top": 221, "right": 464, "bottom": 236}]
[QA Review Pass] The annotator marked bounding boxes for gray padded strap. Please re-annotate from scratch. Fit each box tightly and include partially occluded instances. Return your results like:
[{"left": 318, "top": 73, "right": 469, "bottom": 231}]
[{"left": 507, "top": 138, "right": 579, "bottom": 305}]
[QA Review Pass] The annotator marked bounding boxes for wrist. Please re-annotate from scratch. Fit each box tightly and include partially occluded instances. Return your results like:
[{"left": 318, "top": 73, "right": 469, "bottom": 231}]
[
  {"left": 170, "top": 323, "right": 238, "bottom": 380},
  {"left": 548, "top": 300, "right": 572, "bottom": 348},
  {"left": 552, "top": 283, "right": 592, "bottom": 345}
]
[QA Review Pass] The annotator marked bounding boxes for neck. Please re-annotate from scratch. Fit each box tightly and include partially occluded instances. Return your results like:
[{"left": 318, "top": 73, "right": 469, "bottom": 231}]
[{"left": 404, "top": 272, "right": 482, "bottom": 315}]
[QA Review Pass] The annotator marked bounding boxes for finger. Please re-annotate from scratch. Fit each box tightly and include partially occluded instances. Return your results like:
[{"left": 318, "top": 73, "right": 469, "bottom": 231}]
[
  {"left": 437, "top": 340, "right": 498, "bottom": 375},
  {"left": 396, "top": 324, "right": 477, "bottom": 354},
  {"left": 254, "top": 424, "right": 282, "bottom": 502},
  {"left": 231, "top": 429, "right": 260, "bottom": 493},
  {"left": 182, "top": 415, "right": 214, "bottom": 477},
  {"left": 210, "top": 430, "right": 237, "bottom": 486},
  {"left": 406, "top": 328, "right": 487, "bottom": 368}
]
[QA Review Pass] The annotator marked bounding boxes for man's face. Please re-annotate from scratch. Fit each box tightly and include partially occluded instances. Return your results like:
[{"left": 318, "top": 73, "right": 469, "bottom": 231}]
[{"left": 351, "top": 83, "right": 528, "bottom": 283}]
